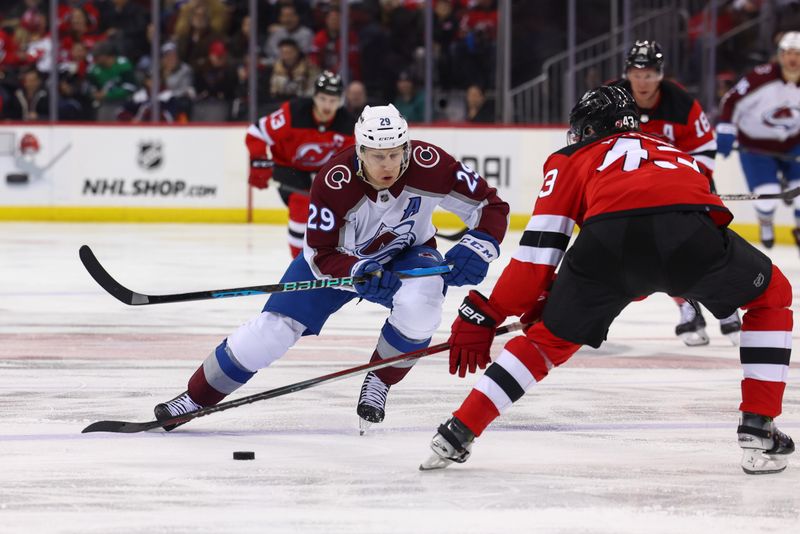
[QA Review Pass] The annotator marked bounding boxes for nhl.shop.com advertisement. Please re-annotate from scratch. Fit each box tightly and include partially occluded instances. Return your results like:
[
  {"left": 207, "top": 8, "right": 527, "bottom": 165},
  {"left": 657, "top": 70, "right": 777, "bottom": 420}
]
[{"left": 0, "top": 126, "right": 232, "bottom": 208}]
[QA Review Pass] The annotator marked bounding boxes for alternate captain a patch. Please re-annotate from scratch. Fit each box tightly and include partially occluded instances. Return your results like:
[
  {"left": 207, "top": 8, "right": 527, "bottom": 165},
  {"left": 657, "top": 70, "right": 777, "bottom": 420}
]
[{"left": 402, "top": 196, "right": 421, "bottom": 220}]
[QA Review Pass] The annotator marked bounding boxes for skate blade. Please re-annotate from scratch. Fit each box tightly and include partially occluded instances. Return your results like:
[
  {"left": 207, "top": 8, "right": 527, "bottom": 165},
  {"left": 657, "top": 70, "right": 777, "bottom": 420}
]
[
  {"left": 741, "top": 449, "right": 789, "bottom": 475},
  {"left": 419, "top": 452, "right": 453, "bottom": 471},
  {"left": 678, "top": 330, "right": 710, "bottom": 347},
  {"left": 358, "top": 418, "right": 372, "bottom": 436}
]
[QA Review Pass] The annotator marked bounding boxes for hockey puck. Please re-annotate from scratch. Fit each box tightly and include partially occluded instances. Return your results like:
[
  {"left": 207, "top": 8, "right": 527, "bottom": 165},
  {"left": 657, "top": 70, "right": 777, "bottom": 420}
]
[
  {"left": 6, "top": 173, "right": 29, "bottom": 184},
  {"left": 233, "top": 451, "right": 255, "bottom": 460}
]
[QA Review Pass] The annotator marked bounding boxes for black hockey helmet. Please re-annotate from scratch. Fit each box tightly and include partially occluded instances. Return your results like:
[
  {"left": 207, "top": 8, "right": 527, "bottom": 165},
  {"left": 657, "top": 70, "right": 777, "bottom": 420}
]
[
  {"left": 314, "top": 70, "right": 344, "bottom": 97},
  {"left": 625, "top": 40, "right": 664, "bottom": 74},
  {"left": 567, "top": 85, "right": 640, "bottom": 144}
]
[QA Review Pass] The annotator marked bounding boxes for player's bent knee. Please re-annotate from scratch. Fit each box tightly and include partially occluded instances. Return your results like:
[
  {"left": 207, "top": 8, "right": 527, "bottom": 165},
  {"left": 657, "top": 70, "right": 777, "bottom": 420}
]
[
  {"left": 389, "top": 276, "right": 445, "bottom": 339},
  {"left": 747, "top": 265, "right": 792, "bottom": 310},
  {"left": 227, "top": 311, "right": 305, "bottom": 371}
]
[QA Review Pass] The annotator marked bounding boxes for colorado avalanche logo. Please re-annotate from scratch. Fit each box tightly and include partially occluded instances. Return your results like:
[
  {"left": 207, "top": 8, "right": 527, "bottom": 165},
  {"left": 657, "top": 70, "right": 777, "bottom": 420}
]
[
  {"left": 762, "top": 105, "right": 800, "bottom": 131},
  {"left": 412, "top": 145, "right": 440, "bottom": 168},
  {"left": 355, "top": 220, "right": 416, "bottom": 261},
  {"left": 324, "top": 164, "right": 352, "bottom": 189}
]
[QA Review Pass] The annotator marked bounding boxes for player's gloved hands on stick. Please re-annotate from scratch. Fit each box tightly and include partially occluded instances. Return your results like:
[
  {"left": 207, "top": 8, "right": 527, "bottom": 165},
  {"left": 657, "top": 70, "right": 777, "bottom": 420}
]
[
  {"left": 449, "top": 290, "right": 505, "bottom": 377},
  {"left": 353, "top": 260, "right": 401, "bottom": 307},
  {"left": 715, "top": 123, "right": 736, "bottom": 158},
  {"left": 249, "top": 158, "right": 274, "bottom": 189},
  {"left": 442, "top": 230, "right": 500, "bottom": 287}
]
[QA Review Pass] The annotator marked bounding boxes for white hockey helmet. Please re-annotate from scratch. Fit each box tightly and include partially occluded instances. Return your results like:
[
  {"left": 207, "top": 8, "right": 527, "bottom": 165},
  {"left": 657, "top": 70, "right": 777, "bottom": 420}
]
[
  {"left": 355, "top": 104, "right": 409, "bottom": 151},
  {"left": 779, "top": 31, "right": 800, "bottom": 52},
  {"left": 355, "top": 104, "right": 411, "bottom": 176}
]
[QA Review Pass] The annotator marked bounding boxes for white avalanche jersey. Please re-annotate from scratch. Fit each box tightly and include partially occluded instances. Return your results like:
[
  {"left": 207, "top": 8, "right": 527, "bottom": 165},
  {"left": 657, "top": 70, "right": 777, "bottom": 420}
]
[
  {"left": 719, "top": 62, "right": 800, "bottom": 152},
  {"left": 303, "top": 141, "right": 509, "bottom": 279}
]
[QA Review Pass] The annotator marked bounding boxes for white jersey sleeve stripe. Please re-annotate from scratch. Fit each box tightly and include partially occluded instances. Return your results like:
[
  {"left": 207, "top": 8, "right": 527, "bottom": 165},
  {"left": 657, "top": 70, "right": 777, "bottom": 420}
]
[
  {"left": 524, "top": 214, "right": 576, "bottom": 235},
  {"left": 691, "top": 139, "right": 718, "bottom": 153},
  {"left": 247, "top": 118, "right": 275, "bottom": 146},
  {"left": 512, "top": 246, "right": 564, "bottom": 266}
]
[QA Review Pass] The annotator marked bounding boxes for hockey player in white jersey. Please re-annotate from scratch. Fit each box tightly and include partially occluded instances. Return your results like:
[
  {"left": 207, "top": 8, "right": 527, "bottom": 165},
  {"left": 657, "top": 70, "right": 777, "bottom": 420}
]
[
  {"left": 717, "top": 31, "right": 800, "bottom": 250},
  {"left": 154, "top": 104, "right": 510, "bottom": 434}
]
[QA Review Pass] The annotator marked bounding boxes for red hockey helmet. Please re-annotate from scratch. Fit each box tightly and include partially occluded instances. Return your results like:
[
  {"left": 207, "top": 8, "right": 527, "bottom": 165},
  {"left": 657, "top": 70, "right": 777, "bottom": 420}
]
[{"left": 20, "top": 133, "right": 40, "bottom": 155}]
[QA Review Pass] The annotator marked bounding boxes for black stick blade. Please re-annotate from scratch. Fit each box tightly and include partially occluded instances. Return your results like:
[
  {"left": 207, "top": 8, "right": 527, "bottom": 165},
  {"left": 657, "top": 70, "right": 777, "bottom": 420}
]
[
  {"left": 82, "top": 419, "right": 164, "bottom": 433},
  {"left": 435, "top": 227, "right": 468, "bottom": 242},
  {"left": 79, "top": 245, "right": 146, "bottom": 305}
]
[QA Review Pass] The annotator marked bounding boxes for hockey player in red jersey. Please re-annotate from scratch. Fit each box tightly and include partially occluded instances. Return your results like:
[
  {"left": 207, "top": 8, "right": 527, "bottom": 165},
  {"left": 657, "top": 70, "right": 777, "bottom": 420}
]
[
  {"left": 246, "top": 70, "right": 356, "bottom": 258},
  {"left": 155, "top": 104, "right": 509, "bottom": 434},
  {"left": 612, "top": 40, "right": 740, "bottom": 347},
  {"left": 421, "top": 86, "right": 794, "bottom": 475},
  {"left": 717, "top": 31, "right": 800, "bottom": 252}
]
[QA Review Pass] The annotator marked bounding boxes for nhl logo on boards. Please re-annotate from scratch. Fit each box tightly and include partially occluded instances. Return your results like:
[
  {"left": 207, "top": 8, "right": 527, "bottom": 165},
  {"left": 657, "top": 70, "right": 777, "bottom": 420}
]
[{"left": 137, "top": 140, "right": 163, "bottom": 171}]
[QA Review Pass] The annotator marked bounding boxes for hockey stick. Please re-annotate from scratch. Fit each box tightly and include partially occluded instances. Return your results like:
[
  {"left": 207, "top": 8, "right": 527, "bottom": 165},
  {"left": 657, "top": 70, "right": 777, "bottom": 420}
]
[
  {"left": 81, "top": 321, "right": 526, "bottom": 433},
  {"left": 79, "top": 245, "right": 450, "bottom": 306},
  {"left": 435, "top": 227, "right": 469, "bottom": 241},
  {"left": 718, "top": 186, "right": 800, "bottom": 201},
  {"left": 732, "top": 146, "right": 796, "bottom": 205}
]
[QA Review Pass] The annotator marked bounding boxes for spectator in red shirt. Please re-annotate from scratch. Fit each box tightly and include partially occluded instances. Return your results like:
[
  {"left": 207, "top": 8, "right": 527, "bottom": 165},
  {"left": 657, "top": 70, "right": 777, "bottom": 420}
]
[
  {"left": 58, "top": 1, "right": 100, "bottom": 34},
  {"left": 60, "top": 7, "right": 105, "bottom": 57},
  {"left": 309, "top": 7, "right": 360, "bottom": 80}
]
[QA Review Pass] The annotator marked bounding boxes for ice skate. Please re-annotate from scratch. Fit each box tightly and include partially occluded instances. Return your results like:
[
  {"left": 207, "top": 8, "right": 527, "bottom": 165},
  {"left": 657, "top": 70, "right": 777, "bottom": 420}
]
[
  {"left": 675, "top": 300, "right": 709, "bottom": 346},
  {"left": 357, "top": 371, "right": 390, "bottom": 435},
  {"left": 419, "top": 417, "right": 475, "bottom": 470},
  {"left": 759, "top": 220, "right": 775, "bottom": 249},
  {"left": 154, "top": 391, "right": 202, "bottom": 431},
  {"left": 718, "top": 310, "right": 741, "bottom": 346},
  {"left": 738, "top": 412, "right": 795, "bottom": 474}
]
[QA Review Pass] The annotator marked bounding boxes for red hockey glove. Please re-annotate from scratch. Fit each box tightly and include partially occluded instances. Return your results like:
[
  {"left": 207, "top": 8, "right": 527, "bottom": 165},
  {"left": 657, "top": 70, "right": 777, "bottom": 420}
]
[
  {"left": 449, "top": 290, "right": 505, "bottom": 378},
  {"left": 248, "top": 158, "right": 273, "bottom": 189}
]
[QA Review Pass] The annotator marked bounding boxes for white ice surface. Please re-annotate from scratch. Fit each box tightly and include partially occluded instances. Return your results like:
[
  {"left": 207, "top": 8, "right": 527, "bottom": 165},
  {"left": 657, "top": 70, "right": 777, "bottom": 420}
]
[{"left": 1, "top": 222, "right": 799, "bottom": 533}]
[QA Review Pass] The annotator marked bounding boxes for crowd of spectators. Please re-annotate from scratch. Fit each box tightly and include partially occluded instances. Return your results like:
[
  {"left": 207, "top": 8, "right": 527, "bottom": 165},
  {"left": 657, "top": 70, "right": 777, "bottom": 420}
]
[
  {"left": 4, "top": 1, "right": 792, "bottom": 125},
  {"left": 0, "top": 0, "right": 501, "bottom": 123}
]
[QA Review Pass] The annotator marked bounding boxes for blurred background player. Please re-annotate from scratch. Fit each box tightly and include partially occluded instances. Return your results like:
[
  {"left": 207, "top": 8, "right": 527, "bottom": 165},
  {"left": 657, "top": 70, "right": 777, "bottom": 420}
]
[
  {"left": 156, "top": 104, "right": 509, "bottom": 435},
  {"left": 612, "top": 39, "right": 740, "bottom": 347},
  {"left": 716, "top": 31, "right": 800, "bottom": 255},
  {"left": 246, "top": 70, "right": 356, "bottom": 258},
  {"left": 421, "top": 86, "right": 794, "bottom": 475}
]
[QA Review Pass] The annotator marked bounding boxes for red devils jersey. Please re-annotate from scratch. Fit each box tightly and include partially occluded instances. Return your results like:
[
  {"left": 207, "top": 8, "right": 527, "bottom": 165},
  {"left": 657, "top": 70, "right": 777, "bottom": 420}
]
[
  {"left": 304, "top": 141, "right": 509, "bottom": 279},
  {"left": 612, "top": 79, "right": 717, "bottom": 175},
  {"left": 246, "top": 98, "right": 356, "bottom": 189},
  {"left": 488, "top": 132, "right": 732, "bottom": 318}
]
